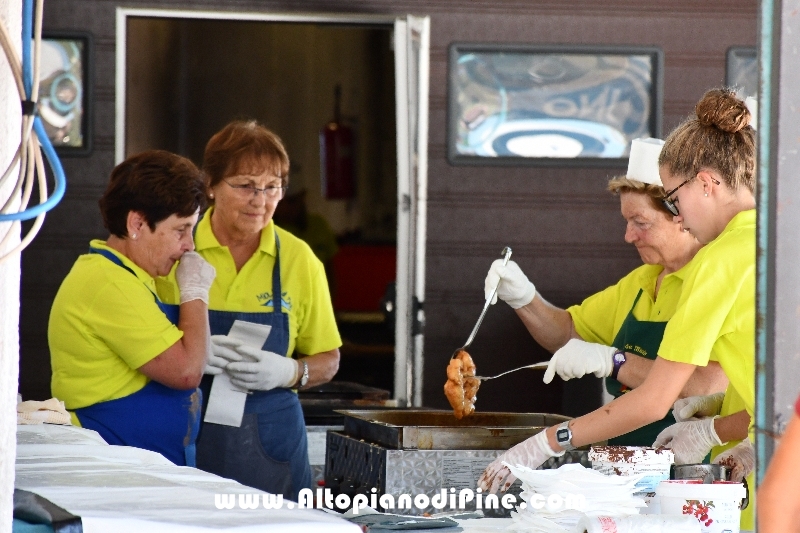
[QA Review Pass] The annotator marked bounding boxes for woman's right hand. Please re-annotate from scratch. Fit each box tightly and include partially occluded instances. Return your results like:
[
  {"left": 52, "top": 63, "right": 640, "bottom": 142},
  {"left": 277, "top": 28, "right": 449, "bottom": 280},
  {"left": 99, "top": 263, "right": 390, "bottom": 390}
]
[
  {"left": 176, "top": 251, "right": 216, "bottom": 304},
  {"left": 478, "top": 430, "right": 562, "bottom": 493},
  {"left": 484, "top": 259, "right": 536, "bottom": 309}
]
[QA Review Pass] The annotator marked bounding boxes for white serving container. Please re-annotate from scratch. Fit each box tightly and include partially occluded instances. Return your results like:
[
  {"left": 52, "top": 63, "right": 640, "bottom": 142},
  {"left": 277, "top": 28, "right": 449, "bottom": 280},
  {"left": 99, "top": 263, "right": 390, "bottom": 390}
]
[{"left": 657, "top": 479, "right": 746, "bottom": 533}]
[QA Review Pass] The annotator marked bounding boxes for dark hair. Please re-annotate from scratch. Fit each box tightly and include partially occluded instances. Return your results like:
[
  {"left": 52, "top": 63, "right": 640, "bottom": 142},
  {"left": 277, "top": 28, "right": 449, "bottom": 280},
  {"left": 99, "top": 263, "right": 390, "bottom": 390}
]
[
  {"left": 203, "top": 120, "right": 290, "bottom": 192},
  {"left": 99, "top": 150, "right": 207, "bottom": 237},
  {"left": 659, "top": 88, "right": 756, "bottom": 193},
  {"left": 606, "top": 176, "right": 671, "bottom": 219}
]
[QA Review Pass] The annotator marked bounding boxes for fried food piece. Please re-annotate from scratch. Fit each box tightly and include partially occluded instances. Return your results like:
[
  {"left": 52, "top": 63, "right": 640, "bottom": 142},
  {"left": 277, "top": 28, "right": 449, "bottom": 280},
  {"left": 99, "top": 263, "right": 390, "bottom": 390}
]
[{"left": 444, "top": 350, "right": 480, "bottom": 419}]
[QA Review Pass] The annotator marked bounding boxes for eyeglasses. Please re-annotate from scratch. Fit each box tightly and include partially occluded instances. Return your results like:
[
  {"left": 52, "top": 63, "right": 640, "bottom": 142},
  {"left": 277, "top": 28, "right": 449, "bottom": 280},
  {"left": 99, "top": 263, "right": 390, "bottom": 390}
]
[
  {"left": 222, "top": 178, "right": 286, "bottom": 199},
  {"left": 661, "top": 175, "right": 720, "bottom": 216}
]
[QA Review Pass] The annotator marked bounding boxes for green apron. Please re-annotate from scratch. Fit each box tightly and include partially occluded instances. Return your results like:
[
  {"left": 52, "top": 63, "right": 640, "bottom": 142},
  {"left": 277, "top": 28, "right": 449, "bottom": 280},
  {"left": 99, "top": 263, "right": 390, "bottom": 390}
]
[{"left": 606, "top": 289, "right": 676, "bottom": 446}]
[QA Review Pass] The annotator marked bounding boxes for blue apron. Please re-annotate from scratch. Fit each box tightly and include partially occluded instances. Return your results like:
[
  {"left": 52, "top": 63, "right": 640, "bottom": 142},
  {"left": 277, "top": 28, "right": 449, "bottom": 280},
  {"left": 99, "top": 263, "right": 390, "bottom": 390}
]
[
  {"left": 74, "top": 248, "right": 202, "bottom": 467},
  {"left": 195, "top": 232, "right": 312, "bottom": 501}
]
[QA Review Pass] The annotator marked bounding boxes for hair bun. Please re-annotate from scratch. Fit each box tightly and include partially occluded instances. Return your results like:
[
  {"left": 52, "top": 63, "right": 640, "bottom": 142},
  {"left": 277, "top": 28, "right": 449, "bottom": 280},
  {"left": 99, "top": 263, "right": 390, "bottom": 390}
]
[{"left": 695, "top": 88, "right": 751, "bottom": 133}]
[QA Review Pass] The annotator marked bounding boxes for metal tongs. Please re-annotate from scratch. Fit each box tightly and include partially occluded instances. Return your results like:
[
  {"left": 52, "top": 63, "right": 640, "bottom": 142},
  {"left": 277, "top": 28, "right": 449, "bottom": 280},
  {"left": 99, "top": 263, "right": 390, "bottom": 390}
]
[
  {"left": 474, "top": 361, "right": 549, "bottom": 381},
  {"left": 451, "top": 246, "right": 513, "bottom": 360}
]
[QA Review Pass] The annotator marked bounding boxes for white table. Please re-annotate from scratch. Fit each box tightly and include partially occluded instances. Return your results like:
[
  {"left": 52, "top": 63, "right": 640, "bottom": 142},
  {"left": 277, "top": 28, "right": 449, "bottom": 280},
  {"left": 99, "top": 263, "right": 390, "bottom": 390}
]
[{"left": 16, "top": 424, "right": 360, "bottom": 533}]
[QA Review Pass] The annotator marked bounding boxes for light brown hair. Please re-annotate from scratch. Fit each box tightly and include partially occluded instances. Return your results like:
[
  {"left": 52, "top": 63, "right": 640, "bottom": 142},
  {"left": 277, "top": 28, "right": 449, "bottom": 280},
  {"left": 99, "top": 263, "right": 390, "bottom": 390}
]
[
  {"left": 607, "top": 176, "right": 671, "bottom": 219},
  {"left": 203, "top": 120, "right": 290, "bottom": 191},
  {"left": 659, "top": 88, "right": 755, "bottom": 193}
]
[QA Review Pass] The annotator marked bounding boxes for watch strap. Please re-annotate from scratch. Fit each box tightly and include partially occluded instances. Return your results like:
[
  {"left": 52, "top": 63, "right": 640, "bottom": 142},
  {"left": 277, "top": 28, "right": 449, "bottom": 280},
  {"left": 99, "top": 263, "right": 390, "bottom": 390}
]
[
  {"left": 610, "top": 349, "right": 626, "bottom": 380},
  {"left": 555, "top": 421, "right": 575, "bottom": 451}
]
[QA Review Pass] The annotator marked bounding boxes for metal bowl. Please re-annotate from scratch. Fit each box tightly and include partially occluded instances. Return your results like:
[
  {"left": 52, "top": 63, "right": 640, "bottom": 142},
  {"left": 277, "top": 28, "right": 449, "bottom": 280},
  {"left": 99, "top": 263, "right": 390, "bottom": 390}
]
[{"left": 672, "top": 463, "right": 728, "bottom": 483}]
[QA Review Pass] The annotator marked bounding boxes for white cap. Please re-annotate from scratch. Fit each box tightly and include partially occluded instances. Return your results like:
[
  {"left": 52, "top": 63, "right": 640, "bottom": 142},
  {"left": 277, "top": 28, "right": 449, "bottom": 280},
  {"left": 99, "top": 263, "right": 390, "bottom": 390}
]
[
  {"left": 627, "top": 138, "right": 665, "bottom": 186},
  {"left": 745, "top": 96, "right": 758, "bottom": 131}
]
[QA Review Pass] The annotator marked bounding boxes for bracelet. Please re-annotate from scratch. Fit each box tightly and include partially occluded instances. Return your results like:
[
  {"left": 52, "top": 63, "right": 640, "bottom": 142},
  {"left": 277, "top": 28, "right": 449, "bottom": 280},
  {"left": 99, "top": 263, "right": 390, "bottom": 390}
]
[{"left": 295, "top": 361, "right": 309, "bottom": 389}]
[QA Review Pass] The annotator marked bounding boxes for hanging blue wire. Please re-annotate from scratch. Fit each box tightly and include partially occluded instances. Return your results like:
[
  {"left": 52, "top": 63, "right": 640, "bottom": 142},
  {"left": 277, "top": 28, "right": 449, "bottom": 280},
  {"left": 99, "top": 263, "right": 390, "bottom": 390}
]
[{"left": 0, "top": 0, "right": 67, "bottom": 222}]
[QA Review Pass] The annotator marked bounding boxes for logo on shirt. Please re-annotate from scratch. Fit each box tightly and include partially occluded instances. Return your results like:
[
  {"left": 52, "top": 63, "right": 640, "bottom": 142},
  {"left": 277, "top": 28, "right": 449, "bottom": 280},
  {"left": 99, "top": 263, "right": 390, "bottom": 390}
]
[
  {"left": 256, "top": 291, "right": 292, "bottom": 311},
  {"left": 624, "top": 343, "right": 647, "bottom": 357}
]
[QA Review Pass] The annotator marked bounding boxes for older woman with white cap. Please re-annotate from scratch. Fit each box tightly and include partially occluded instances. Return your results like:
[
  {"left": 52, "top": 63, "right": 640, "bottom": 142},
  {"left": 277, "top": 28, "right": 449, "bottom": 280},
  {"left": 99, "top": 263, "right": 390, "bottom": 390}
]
[{"left": 484, "top": 138, "right": 728, "bottom": 446}]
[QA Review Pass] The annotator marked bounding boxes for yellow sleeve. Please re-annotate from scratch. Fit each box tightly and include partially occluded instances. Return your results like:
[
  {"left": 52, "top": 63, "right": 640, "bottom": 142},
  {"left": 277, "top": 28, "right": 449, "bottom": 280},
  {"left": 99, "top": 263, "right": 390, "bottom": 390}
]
[
  {"left": 294, "top": 257, "right": 342, "bottom": 356},
  {"left": 90, "top": 278, "right": 183, "bottom": 369},
  {"left": 659, "top": 249, "right": 746, "bottom": 366},
  {"left": 568, "top": 279, "right": 626, "bottom": 347}
]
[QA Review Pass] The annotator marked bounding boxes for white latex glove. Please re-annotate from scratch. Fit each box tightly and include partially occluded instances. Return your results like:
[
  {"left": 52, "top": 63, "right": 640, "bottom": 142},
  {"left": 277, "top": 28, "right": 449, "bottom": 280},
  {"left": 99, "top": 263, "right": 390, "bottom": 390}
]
[
  {"left": 484, "top": 259, "right": 536, "bottom": 309},
  {"left": 478, "top": 430, "right": 563, "bottom": 493},
  {"left": 220, "top": 340, "right": 299, "bottom": 391},
  {"left": 672, "top": 392, "right": 726, "bottom": 422},
  {"left": 175, "top": 251, "right": 216, "bottom": 304},
  {"left": 653, "top": 418, "right": 724, "bottom": 464},
  {"left": 543, "top": 338, "right": 615, "bottom": 384},
  {"left": 204, "top": 335, "right": 245, "bottom": 375},
  {"left": 713, "top": 438, "right": 755, "bottom": 482}
]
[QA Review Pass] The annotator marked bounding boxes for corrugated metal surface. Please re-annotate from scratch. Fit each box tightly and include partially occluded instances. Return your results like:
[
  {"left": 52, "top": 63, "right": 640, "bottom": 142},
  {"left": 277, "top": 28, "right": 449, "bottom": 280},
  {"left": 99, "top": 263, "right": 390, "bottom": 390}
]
[{"left": 324, "top": 430, "right": 590, "bottom": 516}]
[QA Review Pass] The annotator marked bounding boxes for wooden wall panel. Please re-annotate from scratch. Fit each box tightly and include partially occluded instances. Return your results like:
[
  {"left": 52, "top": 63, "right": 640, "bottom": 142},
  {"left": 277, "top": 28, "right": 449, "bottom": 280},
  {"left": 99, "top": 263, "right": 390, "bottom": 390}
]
[{"left": 22, "top": 0, "right": 757, "bottom": 417}]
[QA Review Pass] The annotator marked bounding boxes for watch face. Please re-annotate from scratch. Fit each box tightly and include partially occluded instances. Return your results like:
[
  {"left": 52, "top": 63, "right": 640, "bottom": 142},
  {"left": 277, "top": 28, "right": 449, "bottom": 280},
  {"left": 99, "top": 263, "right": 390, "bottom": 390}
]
[
  {"left": 614, "top": 352, "right": 626, "bottom": 363},
  {"left": 556, "top": 428, "right": 569, "bottom": 442}
]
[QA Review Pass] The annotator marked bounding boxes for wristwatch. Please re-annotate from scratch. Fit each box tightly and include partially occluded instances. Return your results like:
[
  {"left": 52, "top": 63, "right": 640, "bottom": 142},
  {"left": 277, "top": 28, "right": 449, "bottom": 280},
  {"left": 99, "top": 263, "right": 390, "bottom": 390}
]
[
  {"left": 297, "top": 361, "right": 309, "bottom": 388},
  {"left": 555, "top": 421, "right": 575, "bottom": 451},
  {"left": 610, "top": 349, "right": 627, "bottom": 380}
]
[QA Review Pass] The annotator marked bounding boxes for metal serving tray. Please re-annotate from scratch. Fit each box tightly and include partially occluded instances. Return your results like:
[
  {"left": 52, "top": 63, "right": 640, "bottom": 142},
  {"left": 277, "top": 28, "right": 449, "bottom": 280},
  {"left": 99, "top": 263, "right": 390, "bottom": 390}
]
[{"left": 338, "top": 409, "right": 570, "bottom": 450}]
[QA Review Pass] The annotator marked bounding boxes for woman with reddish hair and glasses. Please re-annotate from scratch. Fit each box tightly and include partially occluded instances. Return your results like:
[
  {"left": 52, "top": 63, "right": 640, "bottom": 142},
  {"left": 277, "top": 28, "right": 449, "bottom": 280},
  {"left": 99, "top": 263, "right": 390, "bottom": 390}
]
[{"left": 159, "top": 120, "right": 341, "bottom": 501}]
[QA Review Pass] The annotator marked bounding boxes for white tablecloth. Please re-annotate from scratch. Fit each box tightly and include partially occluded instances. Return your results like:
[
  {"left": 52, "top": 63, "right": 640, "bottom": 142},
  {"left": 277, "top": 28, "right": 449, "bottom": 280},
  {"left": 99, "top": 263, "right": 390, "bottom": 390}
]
[{"left": 15, "top": 424, "right": 360, "bottom": 533}]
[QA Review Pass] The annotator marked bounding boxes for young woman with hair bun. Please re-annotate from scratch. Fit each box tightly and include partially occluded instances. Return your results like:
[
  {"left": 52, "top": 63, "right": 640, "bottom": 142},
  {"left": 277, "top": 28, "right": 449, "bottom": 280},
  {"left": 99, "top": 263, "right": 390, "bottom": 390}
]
[{"left": 479, "top": 88, "right": 757, "bottom": 530}]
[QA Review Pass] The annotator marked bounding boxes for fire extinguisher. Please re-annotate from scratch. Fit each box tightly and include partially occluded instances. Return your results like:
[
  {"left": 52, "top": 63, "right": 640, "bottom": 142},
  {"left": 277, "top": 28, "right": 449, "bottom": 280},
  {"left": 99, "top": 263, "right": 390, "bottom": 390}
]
[{"left": 320, "top": 85, "right": 355, "bottom": 199}]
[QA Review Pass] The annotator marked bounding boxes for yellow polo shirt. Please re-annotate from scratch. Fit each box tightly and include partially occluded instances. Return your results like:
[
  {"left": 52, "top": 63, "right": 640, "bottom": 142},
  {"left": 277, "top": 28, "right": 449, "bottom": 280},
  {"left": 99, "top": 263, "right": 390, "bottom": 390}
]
[
  {"left": 49, "top": 240, "right": 183, "bottom": 420},
  {"left": 157, "top": 211, "right": 341, "bottom": 357},
  {"left": 658, "top": 210, "right": 756, "bottom": 419},
  {"left": 568, "top": 263, "right": 687, "bottom": 353}
]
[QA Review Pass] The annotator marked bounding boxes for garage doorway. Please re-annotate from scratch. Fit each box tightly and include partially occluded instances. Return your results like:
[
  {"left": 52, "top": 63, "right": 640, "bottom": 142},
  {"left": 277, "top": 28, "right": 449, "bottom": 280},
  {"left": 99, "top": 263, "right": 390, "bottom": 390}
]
[{"left": 116, "top": 9, "right": 429, "bottom": 405}]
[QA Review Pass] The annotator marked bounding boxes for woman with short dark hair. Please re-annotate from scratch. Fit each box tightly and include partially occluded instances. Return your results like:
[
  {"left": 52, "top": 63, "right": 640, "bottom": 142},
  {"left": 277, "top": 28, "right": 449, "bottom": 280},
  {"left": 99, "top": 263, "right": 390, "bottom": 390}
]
[{"left": 49, "top": 150, "right": 216, "bottom": 466}]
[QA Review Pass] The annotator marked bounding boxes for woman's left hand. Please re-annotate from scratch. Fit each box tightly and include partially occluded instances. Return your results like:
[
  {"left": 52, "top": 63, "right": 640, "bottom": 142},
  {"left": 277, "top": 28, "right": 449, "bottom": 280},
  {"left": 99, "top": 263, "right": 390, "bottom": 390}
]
[
  {"left": 223, "top": 344, "right": 298, "bottom": 391},
  {"left": 653, "top": 418, "right": 723, "bottom": 464},
  {"left": 713, "top": 438, "right": 754, "bottom": 482},
  {"left": 543, "top": 339, "right": 615, "bottom": 384}
]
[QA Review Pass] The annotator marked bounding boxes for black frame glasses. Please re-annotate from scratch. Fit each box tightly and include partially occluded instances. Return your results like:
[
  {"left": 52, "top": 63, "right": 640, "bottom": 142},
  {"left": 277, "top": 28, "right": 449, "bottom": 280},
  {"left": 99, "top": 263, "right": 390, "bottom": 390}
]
[
  {"left": 661, "top": 175, "right": 721, "bottom": 216},
  {"left": 222, "top": 178, "right": 287, "bottom": 199}
]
